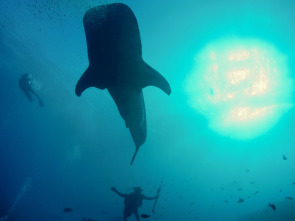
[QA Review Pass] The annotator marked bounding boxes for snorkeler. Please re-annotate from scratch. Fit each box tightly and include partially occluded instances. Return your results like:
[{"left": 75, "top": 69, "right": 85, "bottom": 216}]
[
  {"left": 19, "top": 73, "right": 44, "bottom": 107},
  {"left": 111, "top": 186, "right": 158, "bottom": 221}
]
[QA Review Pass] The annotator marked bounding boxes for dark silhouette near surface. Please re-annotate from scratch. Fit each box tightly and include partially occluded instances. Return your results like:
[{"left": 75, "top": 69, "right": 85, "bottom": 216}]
[
  {"left": 75, "top": 3, "right": 171, "bottom": 165},
  {"left": 19, "top": 73, "right": 44, "bottom": 107},
  {"left": 111, "top": 186, "right": 158, "bottom": 221}
]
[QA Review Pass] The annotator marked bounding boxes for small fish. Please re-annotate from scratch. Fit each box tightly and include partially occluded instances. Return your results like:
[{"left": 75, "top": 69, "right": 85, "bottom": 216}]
[
  {"left": 190, "top": 202, "right": 194, "bottom": 206},
  {"left": 245, "top": 169, "right": 250, "bottom": 173},
  {"left": 237, "top": 197, "right": 244, "bottom": 203},
  {"left": 292, "top": 182, "right": 295, "bottom": 185},
  {"left": 285, "top": 196, "right": 293, "bottom": 200},
  {"left": 237, "top": 188, "right": 243, "bottom": 191},
  {"left": 282, "top": 155, "right": 288, "bottom": 160},
  {"left": 224, "top": 200, "right": 229, "bottom": 203},
  {"left": 269, "top": 203, "right": 276, "bottom": 210},
  {"left": 63, "top": 208, "right": 72, "bottom": 213},
  {"left": 141, "top": 214, "right": 151, "bottom": 218},
  {"left": 253, "top": 190, "right": 260, "bottom": 195},
  {"left": 250, "top": 181, "right": 255, "bottom": 184}
]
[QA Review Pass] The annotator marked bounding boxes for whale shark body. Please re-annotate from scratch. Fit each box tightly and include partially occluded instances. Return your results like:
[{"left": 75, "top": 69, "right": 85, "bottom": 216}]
[{"left": 75, "top": 3, "right": 171, "bottom": 165}]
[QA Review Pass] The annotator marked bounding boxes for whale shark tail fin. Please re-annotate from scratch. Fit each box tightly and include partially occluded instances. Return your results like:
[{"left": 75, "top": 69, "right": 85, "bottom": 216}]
[{"left": 130, "top": 146, "right": 140, "bottom": 166}]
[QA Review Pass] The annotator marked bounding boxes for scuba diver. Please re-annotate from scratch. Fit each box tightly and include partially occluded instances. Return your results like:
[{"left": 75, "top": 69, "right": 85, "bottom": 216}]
[
  {"left": 111, "top": 186, "right": 159, "bottom": 221},
  {"left": 19, "top": 73, "right": 44, "bottom": 107}
]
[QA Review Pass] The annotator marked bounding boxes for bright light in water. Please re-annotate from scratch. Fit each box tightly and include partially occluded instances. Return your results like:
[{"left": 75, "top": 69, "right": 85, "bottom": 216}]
[{"left": 185, "top": 38, "right": 294, "bottom": 139}]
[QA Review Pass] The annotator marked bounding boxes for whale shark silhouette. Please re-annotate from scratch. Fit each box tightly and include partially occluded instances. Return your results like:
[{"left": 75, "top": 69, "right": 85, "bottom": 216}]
[{"left": 75, "top": 3, "right": 171, "bottom": 165}]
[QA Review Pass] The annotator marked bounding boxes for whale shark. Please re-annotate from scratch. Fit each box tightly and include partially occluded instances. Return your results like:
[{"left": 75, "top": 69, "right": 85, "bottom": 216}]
[{"left": 75, "top": 3, "right": 171, "bottom": 165}]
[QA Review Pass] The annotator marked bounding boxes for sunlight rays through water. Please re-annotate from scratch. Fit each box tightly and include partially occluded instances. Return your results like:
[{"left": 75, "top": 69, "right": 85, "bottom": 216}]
[{"left": 185, "top": 38, "right": 294, "bottom": 139}]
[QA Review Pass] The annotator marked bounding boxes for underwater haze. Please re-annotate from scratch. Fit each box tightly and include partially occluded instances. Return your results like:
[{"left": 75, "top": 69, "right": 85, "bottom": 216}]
[{"left": 1, "top": 0, "right": 295, "bottom": 220}]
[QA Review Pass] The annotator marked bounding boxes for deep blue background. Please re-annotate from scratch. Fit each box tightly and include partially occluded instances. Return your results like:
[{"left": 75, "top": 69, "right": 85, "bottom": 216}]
[{"left": 1, "top": 0, "right": 295, "bottom": 220}]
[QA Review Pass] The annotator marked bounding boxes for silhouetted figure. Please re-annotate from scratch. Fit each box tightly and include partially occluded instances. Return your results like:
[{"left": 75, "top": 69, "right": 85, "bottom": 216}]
[
  {"left": 19, "top": 73, "right": 44, "bottom": 107},
  {"left": 111, "top": 186, "right": 158, "bottom": 221}
]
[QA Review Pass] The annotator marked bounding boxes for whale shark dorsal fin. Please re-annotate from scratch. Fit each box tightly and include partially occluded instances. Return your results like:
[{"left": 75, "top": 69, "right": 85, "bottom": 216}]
[
  {"left": 139, "top": 61, "right": 171, "bottom": 95},
  {"left": 75, "top": 67, "right": 106, "bottom": 96}
]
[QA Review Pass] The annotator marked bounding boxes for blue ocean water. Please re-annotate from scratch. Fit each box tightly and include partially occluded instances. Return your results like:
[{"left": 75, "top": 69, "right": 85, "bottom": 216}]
[{"left": 1, "top": 0, "right": 295, "bottom": 220}]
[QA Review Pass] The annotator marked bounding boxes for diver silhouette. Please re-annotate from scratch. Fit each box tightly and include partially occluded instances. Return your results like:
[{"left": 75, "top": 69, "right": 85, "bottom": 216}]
[
  {"left": 19, "top": 73, "right": 44, "bottom": 107},
  {"left": 111, "top": 186, "right": 158, "bottom": 221}
]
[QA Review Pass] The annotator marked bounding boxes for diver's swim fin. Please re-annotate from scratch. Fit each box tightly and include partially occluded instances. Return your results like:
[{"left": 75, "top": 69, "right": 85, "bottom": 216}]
[
  {"left": 130, "top": 147, "right": 140, "bottom": 165},
  {"left": 37, "top": 97, "right": 44, "bottom": 107}
]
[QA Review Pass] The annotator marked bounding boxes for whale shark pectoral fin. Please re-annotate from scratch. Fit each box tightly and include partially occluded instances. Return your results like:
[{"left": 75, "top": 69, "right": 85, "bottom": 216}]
[
  {"left": 75, "top": 67, "right": 106, "bottom": 97},
  {"left": 75, "top": 67, "right": 92, "bottom": 97},
  {"left": 138, "top": 61, "right": 171, "bottom": 95}
]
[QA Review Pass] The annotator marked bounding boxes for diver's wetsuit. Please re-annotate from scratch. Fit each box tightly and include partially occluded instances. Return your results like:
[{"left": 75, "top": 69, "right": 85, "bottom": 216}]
[
  {"left": 19, "top": 73, "right": 44, "bottom": 107},
  {"left": 111, "top": 187, "right": 157, "bottom": 221}
]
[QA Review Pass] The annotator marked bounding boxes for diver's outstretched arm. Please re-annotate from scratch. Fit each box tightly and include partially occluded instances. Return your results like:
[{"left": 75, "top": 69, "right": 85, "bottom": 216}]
[{"left": 111, "top": 187, "right": 126, "bottom": 197}]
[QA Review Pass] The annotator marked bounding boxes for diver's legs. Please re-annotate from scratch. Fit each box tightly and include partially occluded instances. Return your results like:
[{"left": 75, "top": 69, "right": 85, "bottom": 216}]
[
  {"left": 123, "top": 208, "right": 127, "bottom": 221},
  {"left": 37, "top": 97, "right": 44, "bottom": 107},
  {"left": 29, "top": 89, "right": 44, "bottom": 107},
  {"left": 23, "top": 90, "right": 33, "bottom": 102},
  {"left": 29, "top": 88, "right": 38, "bottom": 97},
  {"left": 134, "top": 210, "right": 140, "bottom": 221}
]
